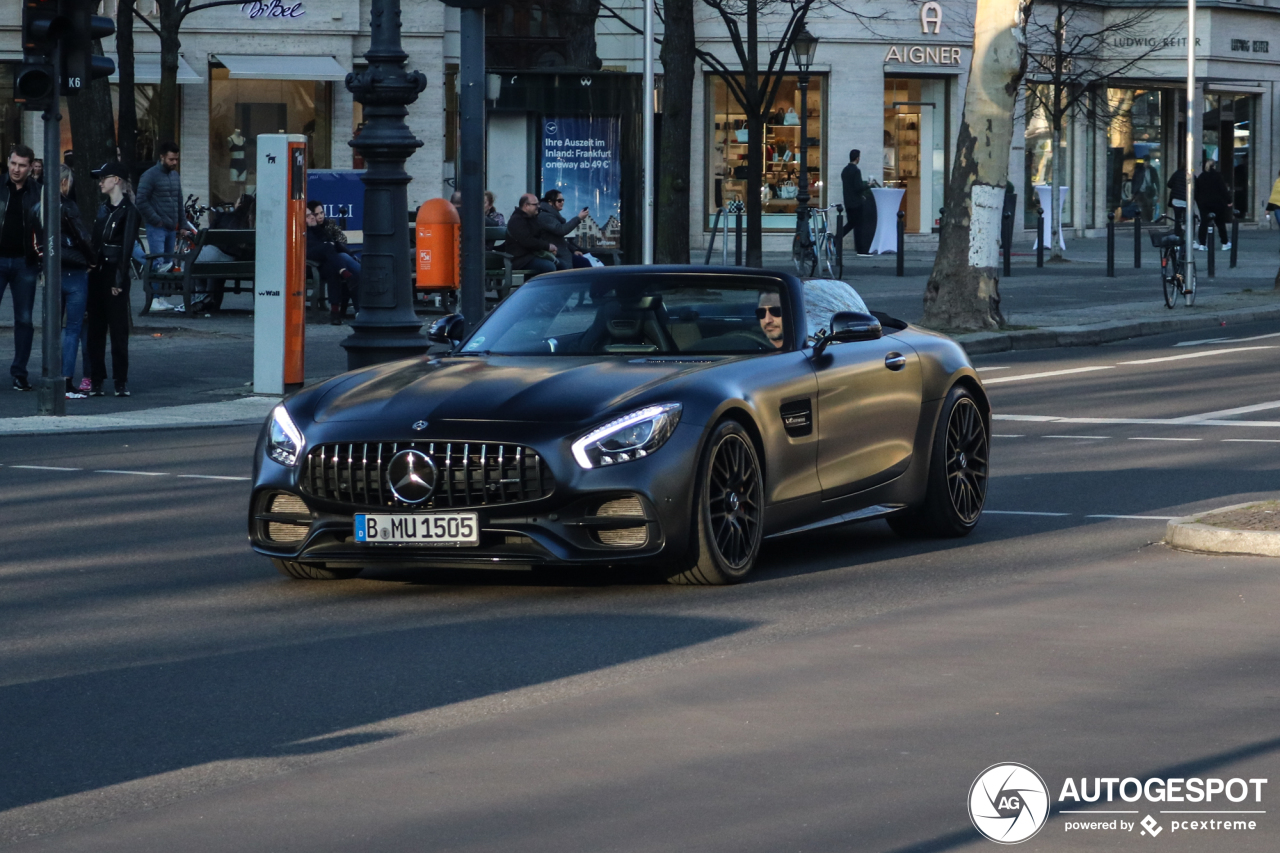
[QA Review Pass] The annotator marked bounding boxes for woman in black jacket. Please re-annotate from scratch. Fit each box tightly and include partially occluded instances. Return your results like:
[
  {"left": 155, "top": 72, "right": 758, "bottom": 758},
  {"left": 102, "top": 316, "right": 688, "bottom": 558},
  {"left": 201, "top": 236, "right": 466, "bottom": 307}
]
[{"left": 86, "top": 162, "right": 140, "bottom": 396}]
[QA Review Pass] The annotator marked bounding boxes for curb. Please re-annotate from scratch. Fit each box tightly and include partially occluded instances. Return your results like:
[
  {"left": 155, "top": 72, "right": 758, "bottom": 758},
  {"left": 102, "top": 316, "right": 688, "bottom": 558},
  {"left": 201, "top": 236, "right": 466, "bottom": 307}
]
[
  {"left": 1165, "top": 502, "right": 1280, "bottom": 557},
  {"left": 0, "top": 397, "right": 278, "bottom": 437},
  {"left": 956, "top": 304, "right": 1280, "bottom": 355}
]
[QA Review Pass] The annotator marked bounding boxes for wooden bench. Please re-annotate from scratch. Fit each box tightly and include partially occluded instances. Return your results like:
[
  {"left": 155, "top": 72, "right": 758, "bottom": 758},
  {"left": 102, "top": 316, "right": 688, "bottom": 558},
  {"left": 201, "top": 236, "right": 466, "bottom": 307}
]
[{"left": 141, "top": 228, "right": 255, "bottom": 315}]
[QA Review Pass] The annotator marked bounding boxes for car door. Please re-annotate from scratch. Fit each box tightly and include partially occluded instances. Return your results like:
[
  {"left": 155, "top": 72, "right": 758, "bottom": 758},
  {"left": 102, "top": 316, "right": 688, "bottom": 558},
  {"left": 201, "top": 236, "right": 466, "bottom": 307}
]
[
  {"left": 799, "top": 280, "right": 922, "bottom": 499},
  {"left": 812, "top": 335, "right": 922, "bottom": 498}
]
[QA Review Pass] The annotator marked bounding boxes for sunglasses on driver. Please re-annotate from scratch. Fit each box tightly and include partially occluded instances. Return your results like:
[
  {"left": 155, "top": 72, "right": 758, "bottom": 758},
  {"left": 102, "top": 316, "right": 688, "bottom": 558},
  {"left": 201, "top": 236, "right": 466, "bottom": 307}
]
[{"left": 755, "top": 306, "right": 783, "bottom": 319}]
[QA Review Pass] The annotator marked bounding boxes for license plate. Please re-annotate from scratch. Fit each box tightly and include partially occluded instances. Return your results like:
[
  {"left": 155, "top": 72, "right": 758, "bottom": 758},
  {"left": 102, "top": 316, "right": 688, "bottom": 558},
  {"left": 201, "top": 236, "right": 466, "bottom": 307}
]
[{"left": 354, "top": 512, "right": 479, "bottom": 546}]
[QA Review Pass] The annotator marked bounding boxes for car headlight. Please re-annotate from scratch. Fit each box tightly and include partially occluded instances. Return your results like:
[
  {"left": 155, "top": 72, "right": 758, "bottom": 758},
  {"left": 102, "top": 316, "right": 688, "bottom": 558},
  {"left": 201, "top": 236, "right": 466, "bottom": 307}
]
[
  {"left": 267, "top": 405, "right": 305, "bottom": 467},
  {"left": 572, "top": 403, "right": 682, "bottom": 469}
]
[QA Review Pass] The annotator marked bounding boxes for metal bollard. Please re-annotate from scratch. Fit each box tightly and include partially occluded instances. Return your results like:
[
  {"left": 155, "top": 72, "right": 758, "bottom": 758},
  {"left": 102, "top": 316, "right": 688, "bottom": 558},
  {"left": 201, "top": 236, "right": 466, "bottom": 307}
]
[
  {"left": 1002, "top": 210, "right": 1012, "bottom": 277},
  {"left": 1207, "top": 212, "right": 1216, "bottom": 278},
  {"left": 735, "top": 212, "right": 743, "bottom": 266},
  {"left": 1106, "top": 212, "right": 1115, "bottom": 277},
  {"left": 896, "top": 210, "right": 906, "bottom": 277},
  {"left": 1134, "top": 214, "right": 1141, "bottom": 268},
  {"left": 722, "top": 212, "right": 729, "bottom": 265},
  {"left": 704, "top": 207, "right": 722, "bottom": 265},
  {"left": 1230, "top": 217, "right": 1239, "bottom": 268},
  {"left": 835, "top": 207, "right": 844, "bottom": 275},
  {"left": 1036, "top": 212, "right": 1045, "bottom": 267}
]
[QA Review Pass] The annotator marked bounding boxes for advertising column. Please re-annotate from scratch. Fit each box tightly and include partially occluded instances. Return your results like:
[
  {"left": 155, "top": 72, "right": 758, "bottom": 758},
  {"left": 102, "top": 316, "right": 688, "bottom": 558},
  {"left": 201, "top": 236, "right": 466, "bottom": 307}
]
[
  {"left": 541, "top": 117, "right": 622, "bottom": 253},
  {"left": 254, "top": 134, "right": 308, "bottom": 396}
]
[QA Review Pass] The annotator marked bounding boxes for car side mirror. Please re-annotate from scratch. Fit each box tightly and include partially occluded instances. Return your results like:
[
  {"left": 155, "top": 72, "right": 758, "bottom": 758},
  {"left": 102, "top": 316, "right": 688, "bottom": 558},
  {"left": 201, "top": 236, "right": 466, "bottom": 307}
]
[
  {"left": 812, "top": 311, "right": 882, "bottom": 357},
  {"left": 427, "top": 313, "right": 466, "bottom": 347}
]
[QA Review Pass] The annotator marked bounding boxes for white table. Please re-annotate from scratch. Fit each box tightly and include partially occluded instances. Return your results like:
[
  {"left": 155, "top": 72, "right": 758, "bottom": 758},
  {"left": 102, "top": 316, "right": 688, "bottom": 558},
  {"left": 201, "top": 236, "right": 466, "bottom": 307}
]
[
  {"left": 1032, "top": 184, "right": 1069, "bottom": 251},
  {"left": 869, "top": 187, "right": 905, "bottom": 254}
]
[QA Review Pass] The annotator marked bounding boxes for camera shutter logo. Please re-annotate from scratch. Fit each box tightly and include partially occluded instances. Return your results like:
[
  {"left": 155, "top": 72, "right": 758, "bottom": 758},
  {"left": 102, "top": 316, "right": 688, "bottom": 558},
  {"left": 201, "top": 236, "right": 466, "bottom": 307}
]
[
  {"left": 387, "top": 449, "right": 438, "bottom": 504},
  {"left": 968, "top": 763, "right": 1050, "bottom": 844}
]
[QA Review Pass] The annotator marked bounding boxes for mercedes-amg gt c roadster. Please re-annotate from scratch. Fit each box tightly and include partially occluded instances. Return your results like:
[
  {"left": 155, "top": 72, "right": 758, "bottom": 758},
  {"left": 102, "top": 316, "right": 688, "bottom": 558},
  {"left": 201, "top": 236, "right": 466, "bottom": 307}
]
[{"left": 250, "top": 267, "right": 989, "bottom": 584}]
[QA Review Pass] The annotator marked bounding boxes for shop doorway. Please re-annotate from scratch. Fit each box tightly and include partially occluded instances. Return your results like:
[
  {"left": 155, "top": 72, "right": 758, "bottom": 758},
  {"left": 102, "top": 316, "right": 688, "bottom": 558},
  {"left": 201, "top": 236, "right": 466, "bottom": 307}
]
[{"left": 883, "top": 78, "right": 949, "bottom": 234}]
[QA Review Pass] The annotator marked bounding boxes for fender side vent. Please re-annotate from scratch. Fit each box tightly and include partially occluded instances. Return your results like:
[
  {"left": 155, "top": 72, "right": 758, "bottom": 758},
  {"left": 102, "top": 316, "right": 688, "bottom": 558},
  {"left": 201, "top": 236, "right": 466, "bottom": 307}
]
[{"left": 780, "top": 399, "right": 813, "bottom": 437}]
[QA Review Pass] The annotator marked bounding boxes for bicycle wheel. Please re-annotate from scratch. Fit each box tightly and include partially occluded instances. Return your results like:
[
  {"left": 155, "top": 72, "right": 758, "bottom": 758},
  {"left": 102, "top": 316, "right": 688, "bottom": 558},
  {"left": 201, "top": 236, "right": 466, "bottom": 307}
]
[
  {"left": 819, "top": 232, "right": 838, "bottom": 277},
  {"left": 792, "top": 235, "right": 816, "bottom": 276},
  {"left": 1162, "top": 249, "right": 1180, "bottom": 308}
]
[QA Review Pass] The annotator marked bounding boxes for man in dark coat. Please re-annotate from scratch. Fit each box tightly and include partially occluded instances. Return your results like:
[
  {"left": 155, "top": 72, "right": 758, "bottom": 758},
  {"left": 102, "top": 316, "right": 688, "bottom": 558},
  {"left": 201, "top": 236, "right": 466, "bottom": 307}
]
[
  {"left": 536, "top": 190, "right": 591, "bottom": 270},
  {"left": 840, "top": 149, "right": 874, "bottom": 256},
  {"left": 500, "top": 194, "right": 558, "bottom": 277},
  {"left": 1194, "top": 160, "right": 1232, "bottom": 250},
  {"left": 0, "top": 144, "right": 41, "bottom": 391}
]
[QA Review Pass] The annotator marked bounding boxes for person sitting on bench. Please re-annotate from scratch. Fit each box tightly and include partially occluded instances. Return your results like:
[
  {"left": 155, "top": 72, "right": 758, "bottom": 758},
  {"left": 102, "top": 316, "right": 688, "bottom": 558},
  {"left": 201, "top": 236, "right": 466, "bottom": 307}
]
[{"left": 306, "top": 200, "right": 360, "bottom": 325}]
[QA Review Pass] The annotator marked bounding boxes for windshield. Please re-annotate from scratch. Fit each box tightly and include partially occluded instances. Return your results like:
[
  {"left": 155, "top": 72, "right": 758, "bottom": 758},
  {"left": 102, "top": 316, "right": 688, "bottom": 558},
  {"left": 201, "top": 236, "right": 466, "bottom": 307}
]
[{"left": 461, "top": 275, "right": 789, "bottom": 356}]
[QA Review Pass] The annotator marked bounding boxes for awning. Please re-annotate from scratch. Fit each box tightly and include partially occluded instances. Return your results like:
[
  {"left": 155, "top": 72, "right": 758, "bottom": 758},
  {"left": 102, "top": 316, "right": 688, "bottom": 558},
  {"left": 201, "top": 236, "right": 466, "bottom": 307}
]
[
  {"left": 212, "top": 54, "right": 349, "bottom": 81},
  {"left": 108, "top": 54, "right": 203, "bottom": 85}
]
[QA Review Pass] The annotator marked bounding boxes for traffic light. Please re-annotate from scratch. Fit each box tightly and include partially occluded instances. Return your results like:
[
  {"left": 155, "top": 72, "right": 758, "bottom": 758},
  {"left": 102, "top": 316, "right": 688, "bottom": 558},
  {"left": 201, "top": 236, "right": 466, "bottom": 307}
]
[
  {"left": 16, "top": 0, "right": 65, "bottom": 109},
  {"left": 62, "top": 0, "right": 115, "bottom": 96}
]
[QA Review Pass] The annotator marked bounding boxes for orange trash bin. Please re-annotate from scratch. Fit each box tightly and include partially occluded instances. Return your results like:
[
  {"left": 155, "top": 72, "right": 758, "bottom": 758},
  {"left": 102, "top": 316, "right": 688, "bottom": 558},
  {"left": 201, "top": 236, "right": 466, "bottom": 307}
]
[{"left": 415, "top": 198, "right": 460, "bottom": 290}]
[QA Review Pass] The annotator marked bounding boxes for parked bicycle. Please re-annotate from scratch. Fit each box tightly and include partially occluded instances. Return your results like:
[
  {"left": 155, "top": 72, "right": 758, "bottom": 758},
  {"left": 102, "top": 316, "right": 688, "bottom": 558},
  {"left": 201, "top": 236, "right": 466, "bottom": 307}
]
[
  {"left": 1150, "top": 213, "right": 1197, "bottom": 308},
  {"left": 792, "top": 205, "right": 839, "bottom": 278}
]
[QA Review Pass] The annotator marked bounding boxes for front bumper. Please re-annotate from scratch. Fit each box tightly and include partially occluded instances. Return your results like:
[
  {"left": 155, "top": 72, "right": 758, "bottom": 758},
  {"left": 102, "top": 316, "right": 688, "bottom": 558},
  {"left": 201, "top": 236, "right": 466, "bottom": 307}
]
[{"left": 248, "top": 420, "right": 703, "bottom": 570}]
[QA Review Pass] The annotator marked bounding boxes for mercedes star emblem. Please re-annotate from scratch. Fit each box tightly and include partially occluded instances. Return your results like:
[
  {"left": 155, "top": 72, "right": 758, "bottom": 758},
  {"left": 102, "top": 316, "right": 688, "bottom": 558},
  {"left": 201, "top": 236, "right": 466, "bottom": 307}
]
[
  {"left": 412, "top": 420, "right": 428, "bottom": 431},
  {"left": 387, "top": 449, "right": 438, "bottom": 504}
]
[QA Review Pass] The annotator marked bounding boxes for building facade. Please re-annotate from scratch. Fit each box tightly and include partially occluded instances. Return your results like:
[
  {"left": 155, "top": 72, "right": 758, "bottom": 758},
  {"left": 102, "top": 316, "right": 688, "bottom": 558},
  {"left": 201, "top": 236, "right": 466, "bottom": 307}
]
[{"left": 3, "top": 0, "right": 1280, "bottom": 255}]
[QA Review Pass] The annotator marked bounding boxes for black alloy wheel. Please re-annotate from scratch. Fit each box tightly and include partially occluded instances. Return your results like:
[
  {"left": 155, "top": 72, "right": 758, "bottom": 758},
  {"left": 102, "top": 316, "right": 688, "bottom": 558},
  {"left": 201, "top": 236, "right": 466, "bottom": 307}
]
[
  {"left": 944, "top": 395, "right": 988, "bottom": 525},
  {"left": 669, "top": 420, "right": 764, "bottom": 585}
]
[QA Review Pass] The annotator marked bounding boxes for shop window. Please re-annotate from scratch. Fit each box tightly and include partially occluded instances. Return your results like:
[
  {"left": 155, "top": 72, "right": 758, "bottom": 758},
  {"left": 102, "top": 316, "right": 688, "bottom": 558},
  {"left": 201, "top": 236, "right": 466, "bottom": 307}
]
[
  {"left": 1024, "top": 83, "right": 1073, "bottom": 229},
  {"left": 208, "top": 65, "right": 331, "bottom": 207},
  {"left": 883, "top": 78, "right": 949, "bottom": 234},
  {"left": 706, "top": 74, "right": 826, "bottom": 230},
  {"left": 1203, "top": 93, "right": 1253, "bottom": 220},
  {"left": 1105, "top": 88, "right": 1163, "bottom": 223}
]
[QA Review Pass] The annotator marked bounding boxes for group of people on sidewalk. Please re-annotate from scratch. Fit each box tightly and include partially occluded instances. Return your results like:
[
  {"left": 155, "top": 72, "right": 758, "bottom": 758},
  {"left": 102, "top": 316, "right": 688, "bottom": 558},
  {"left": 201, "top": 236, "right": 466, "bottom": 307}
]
[{"left": 0, "top": 144, "right": 137, "bottom": 400}]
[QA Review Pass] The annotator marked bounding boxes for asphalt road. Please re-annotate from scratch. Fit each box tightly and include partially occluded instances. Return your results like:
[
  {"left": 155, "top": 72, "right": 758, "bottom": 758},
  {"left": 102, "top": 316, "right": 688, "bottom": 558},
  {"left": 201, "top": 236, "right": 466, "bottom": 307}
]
[{"left": 2, "top": 321, "right": 1278, "bottom": 852}]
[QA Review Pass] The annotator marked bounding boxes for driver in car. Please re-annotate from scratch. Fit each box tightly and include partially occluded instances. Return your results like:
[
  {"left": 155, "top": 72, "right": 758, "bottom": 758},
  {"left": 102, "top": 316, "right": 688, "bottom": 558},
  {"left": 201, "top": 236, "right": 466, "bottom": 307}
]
[{"left": 756, "top": 291, "right": 785, "bottom": 349}]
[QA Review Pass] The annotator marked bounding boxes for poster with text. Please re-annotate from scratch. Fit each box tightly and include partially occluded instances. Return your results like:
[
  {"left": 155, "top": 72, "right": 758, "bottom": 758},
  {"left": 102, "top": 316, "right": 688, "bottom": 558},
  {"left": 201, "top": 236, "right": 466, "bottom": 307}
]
[{"left": 541, "top": 116, "right": 622, "bottom": 251}]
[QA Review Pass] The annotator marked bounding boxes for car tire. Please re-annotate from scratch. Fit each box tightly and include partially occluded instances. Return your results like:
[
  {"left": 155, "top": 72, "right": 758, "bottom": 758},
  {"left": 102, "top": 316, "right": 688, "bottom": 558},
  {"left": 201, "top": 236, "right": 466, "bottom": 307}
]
[
  {"left": 888, "top": 385, "right": 988, "bottom": 538},
  {"left": 667, "top": 420, "right": 764, "bottom": 585},
  {"left": 272, "top": 558, "right": 363, "bottom": 581}
]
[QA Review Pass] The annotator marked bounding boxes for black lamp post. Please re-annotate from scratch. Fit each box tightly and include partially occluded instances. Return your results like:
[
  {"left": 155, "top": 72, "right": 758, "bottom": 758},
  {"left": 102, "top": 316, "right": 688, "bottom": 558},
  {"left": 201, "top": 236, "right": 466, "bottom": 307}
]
[
  {"left": 341, "top": 0, "right": 429, "bottom": 370},
  {"left": 791, "top": 25, "right": 818, "bottom": 249}
]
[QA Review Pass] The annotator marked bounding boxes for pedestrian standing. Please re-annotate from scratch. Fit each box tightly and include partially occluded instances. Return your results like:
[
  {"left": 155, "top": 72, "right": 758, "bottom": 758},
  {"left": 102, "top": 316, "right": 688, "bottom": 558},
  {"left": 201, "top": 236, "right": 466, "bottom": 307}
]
[
  {"left": 85, "top": 162, "right": 139, "bottom": 397},
  {"left": 840, "top": 149, "right": 873, "bottom": 257},
  {"left": 1265, "top": 169, "right": 1280, "bottom": 230},
  {"left": 0, "top": 144, "right": 41, "bottom": 392},
  {"left": 1166, "top": 164, "right": 1190, "bottom": 242},
  {"left": 1194, "top": 161, "right": 1232, "bottom": 251},
  {"left": 135, "top": 142, "right": 184, "bottom": 311},
  {"left": 56, "top": 166, "right": 95, "bottom": 399}
]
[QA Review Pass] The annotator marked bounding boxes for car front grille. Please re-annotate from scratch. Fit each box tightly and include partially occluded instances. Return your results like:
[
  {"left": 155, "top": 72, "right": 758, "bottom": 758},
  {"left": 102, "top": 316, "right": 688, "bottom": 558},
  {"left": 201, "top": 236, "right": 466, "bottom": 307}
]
[{"left": 302, "top": 442, "right": 554, "bottom": 509}]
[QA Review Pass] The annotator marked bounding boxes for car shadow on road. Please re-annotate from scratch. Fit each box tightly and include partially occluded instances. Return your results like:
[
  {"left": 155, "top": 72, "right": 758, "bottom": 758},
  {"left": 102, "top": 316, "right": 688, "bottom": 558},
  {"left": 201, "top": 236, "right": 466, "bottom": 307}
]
[{"left": 0, "top": 612, "right": 755, "bottom": 814}]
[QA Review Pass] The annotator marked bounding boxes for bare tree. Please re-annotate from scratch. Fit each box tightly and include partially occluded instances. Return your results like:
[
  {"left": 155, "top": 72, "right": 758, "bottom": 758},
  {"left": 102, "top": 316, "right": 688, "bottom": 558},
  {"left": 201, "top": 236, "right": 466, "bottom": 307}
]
[
  {"left": 116, "top": 0, "right": 141, "bottom": 182},
  {"left": 67, "top": 39, "right": 117, "bottom": 217},
  {"left": 1023, "top": 0, "right": 1165, "bottom": 260},
  {"left": 922, "top": 0, "right": 1031, "bottom": 331},
  {"left": 656, "top": 0, "right": 695, "bottom": 262}
]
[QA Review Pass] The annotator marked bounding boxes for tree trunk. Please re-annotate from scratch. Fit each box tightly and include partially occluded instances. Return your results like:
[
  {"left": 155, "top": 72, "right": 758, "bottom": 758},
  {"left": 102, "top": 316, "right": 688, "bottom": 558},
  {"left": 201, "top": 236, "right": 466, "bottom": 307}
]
[
  {"left": 656, "top": 0, "right": 693, "bottom": 264},
  {"left": 744, "top": 0, "right": 762, "bottom": 267},
  {"left": 922, "top": 0, "right": 1027, "bottom": 331},
  {"left": 1049, "top": 110, "right": 1063, "bottom": 260},
  {"left": 157, "top": 1, "right": 181, "bottom": 146},
  {"left": 117, "top": 0, "right": 140, "bottom": 183},
  {"left": 556, "top": 0, "right": 603, "bottom": 70},
  {"left": 67, "top": 40, "right": 119, "bottom": 217}
]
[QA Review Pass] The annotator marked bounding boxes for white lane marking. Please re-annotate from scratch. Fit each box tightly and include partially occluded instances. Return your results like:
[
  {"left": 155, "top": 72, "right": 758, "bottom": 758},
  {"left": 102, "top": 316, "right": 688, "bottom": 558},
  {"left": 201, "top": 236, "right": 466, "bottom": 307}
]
[
  {"left": 93, "top": 469, "right": 170, "bottom": 476},
  {"left": 176, "top": 474, "right": 252, "bottom": 481},
  {"left": 993, "top": 414, "right": 1280, "bottom": 428},
  {"left": 1128, "top": 437, "right": 1202, "bottom": 442},
  {"left": 1175, "top": 330, "right": 1280, "bottom": 347},
  {"left": 8, "top": 465, "right": 82, "bottom": 471},
  {"left": 983, "top": 510, "right": 1072, "bottom": 517},
  {"left": 982, "top": 366, "right": 1115, "bottom": 385},
  {"left": 1044, "top": 435, "right": 1110, "bottom": 439},
  {"left": 1087, "top": 514, "right": 1179, "bottom": 520},
  {"left": 1222, "top": 438, "right": 1280, "bottom": 443},
  {"left": 1170, "top": 400, "right": 1280, "bottom": 422},
  {"left": 976, "top": 366, "right": 1012, "bottom": 372},
  {"left": 993, "top": 434, "right": 1025, "bottom": 437},
  {"left": 1118, "top": 345, "right": 1276, "bottom": 365}
]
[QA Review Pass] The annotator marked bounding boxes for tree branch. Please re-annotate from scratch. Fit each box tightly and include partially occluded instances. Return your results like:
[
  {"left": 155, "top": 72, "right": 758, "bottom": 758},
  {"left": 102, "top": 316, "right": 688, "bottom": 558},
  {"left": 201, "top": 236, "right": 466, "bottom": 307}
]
[{"left": 133, "top": 6, "right": 162, "bottom": 37}]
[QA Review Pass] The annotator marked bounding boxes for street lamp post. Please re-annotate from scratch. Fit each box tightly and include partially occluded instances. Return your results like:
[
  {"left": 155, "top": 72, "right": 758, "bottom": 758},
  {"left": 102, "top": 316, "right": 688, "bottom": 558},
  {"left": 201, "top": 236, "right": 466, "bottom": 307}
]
[
  {"left": 791, "top": 26, "right": 818, "bottom": 259},
  {"left": 341, "top": 0, "right": 429, "bottom": 370}
]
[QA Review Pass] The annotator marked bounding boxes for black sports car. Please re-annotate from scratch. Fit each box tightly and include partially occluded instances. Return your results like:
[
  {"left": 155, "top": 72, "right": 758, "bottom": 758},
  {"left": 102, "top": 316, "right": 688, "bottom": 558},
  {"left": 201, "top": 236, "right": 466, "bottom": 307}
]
[{"left": 250, "top": 267, "right": 989, "bottom": 584}]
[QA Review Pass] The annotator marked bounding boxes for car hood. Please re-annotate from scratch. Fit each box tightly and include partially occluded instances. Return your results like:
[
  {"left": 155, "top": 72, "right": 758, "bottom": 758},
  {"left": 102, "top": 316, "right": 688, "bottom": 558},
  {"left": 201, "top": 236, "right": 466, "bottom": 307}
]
[{"left": 311, "top": 355, "right": 726, "bottom": 425}]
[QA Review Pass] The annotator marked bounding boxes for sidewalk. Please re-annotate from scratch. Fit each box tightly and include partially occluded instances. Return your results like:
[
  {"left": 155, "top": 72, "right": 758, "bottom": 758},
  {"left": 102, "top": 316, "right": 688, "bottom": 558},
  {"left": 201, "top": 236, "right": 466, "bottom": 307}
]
[{"left": 0, "top": 227, "right": 1276, "bottom": 434}]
